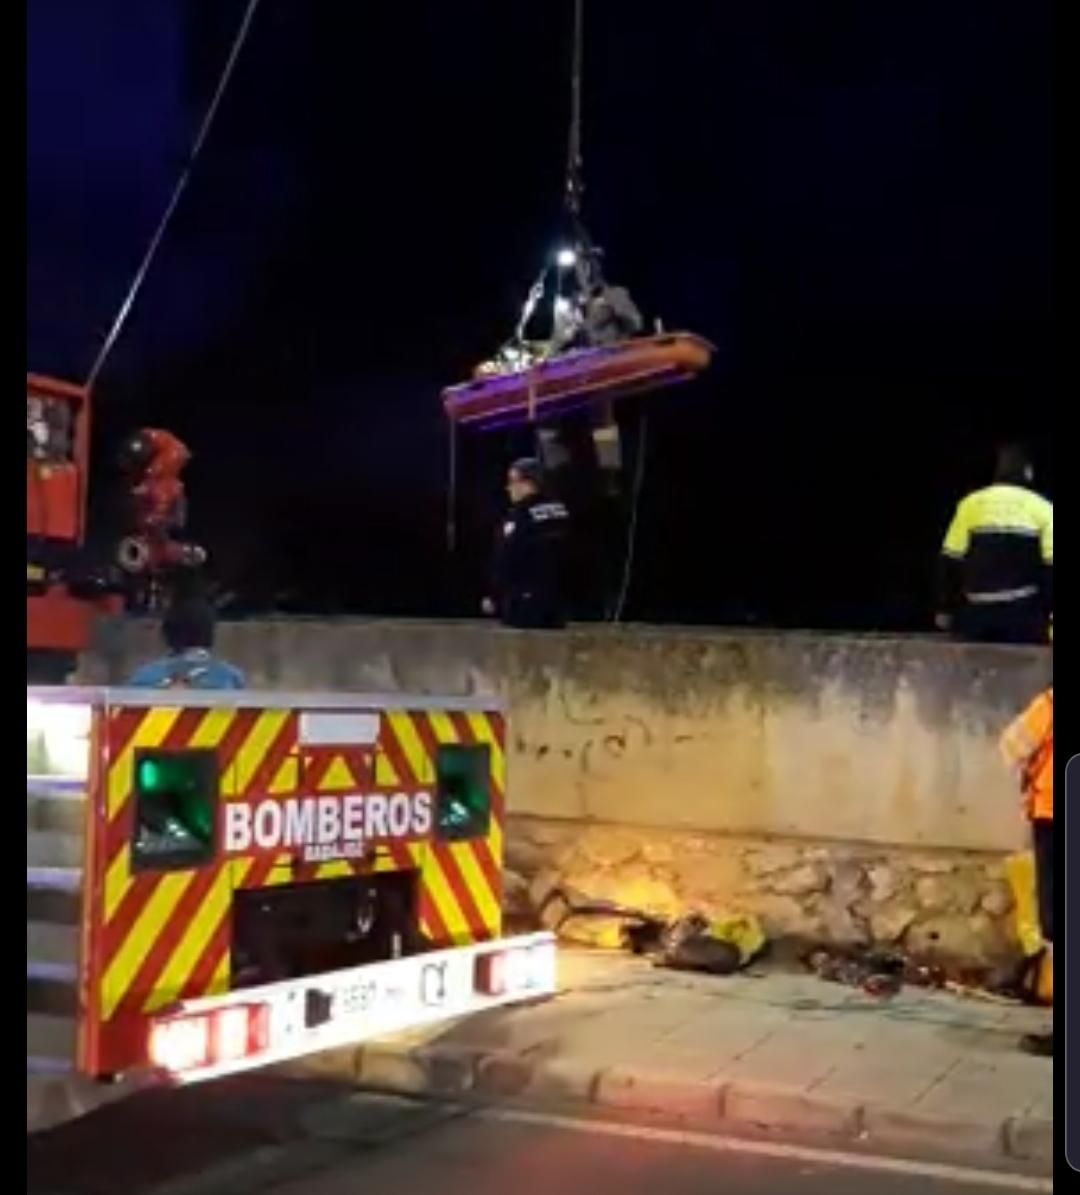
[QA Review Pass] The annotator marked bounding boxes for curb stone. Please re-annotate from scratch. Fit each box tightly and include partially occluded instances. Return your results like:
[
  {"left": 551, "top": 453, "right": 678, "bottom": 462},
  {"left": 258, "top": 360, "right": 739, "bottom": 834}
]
[
  {"left": 324, "top": 1042, "right": 1051, "bottom": 1172},
  {"left": 1003, "top": 1116, "right": 1053, "bottom": 1165},
  {"left": 279, "top": 1045, "right": 362, "bottom": 1083},
  {"left": 414, "top": 1044, "right": 480, "bottom": 1095},
  {"left": 595, "top": 1068, "right": 723, "bottom": 1122},
  {"left": 356, "top": 1044, "right": 476, "bottom": 1096},
  {"left": 724, "top": 1081, "right": 858, "bottom": 1138},
  {"left": 860, "top": 1104, "right": 1002, "bottom": 1158},
  {"left": 475, "top": 1053, "right": 599, "bottom": 1104}
]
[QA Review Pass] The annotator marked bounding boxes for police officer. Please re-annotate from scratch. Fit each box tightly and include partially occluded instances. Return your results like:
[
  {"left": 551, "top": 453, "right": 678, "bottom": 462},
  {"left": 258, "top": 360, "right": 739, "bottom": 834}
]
[
  {"left": 482, "top": 458, "right": 570, "bottom": 629},
  {"left": 128, "top": 596, "right": 246, "bottom": 689},
  {"left": 935, "top": 444, "right": 1053, "bottom": 644}
]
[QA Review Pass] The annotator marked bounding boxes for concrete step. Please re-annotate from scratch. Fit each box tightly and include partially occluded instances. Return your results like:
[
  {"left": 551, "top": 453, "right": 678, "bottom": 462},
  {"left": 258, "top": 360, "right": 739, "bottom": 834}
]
[
  {"left": 28, "top": 921, "right": 79, "bottom": 969},
  {"left": 27, "top": 1013, "right": 77, "bottom": 1070},
  {"left": 27, "top": 830, "right": 84, "bottom": 869}
]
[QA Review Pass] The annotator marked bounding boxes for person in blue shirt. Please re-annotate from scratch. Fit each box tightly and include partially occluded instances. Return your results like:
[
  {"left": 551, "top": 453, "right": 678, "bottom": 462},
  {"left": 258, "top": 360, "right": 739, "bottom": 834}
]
[{"left": 128, "top": 597, "right": 246, "bottom": 689}]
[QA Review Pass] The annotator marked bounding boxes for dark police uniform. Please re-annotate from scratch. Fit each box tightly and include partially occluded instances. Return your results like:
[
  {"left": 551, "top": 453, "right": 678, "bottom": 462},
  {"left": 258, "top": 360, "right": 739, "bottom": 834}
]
[
  {"left": 938, "top": 483, "right": 1053, "bottom": 644},
  {"left": 490, "top": 494, "right": 570, "bottom": 629}
]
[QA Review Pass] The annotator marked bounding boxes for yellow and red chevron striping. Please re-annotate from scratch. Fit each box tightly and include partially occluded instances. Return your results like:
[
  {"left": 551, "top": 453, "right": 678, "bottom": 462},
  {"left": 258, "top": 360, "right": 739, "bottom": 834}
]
[
  {"left": 446, "top": 710, "right": 504, "bottom": 906},
  {"left": 94, "top": 702, "right": 506, "bottom": 1040},
  {"left": 410, "top": 711, "right": 498, "bottom": 943},
  {"left": 384, "top": 708, "right": 504, "bottom": 944},
  {"left": 99, "top": 707, "right": 270, "bottom": 1022}
]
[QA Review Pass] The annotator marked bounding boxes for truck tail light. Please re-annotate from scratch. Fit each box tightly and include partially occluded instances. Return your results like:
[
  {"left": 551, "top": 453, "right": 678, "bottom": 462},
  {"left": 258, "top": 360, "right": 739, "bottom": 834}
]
[
  {"left": 149, "top": 1013, "right": 211, "bottom": 1074},
  {"left": 149, "top": 1004, "right": 270, "bottom": 1075},
  {"left": 474, "top": 942, "right": 556, "bottom": 997}
]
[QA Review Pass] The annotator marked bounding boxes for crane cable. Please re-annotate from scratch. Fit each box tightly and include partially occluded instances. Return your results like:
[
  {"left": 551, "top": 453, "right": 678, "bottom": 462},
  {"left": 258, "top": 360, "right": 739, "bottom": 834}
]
[
  {"left": 84, "top": 0, "right": 263, "bottom": 391},
  {"left": 610, "top": 413, "right": 648, "bottom": 623},
  {"left": 562, "top": 0, "right": 605, "bottom": 292},
  {"left": 565, "top": 0, "right": 585, "bottom": 223},
  {"left": 446, "top": 420, "right": 459, "bottom": 553}
]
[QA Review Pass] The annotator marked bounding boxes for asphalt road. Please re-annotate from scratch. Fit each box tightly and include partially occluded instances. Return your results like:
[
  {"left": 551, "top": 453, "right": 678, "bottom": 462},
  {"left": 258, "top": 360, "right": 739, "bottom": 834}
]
[{"left": 27, "top": 1079, "right": 1051, "bottom": 1195}]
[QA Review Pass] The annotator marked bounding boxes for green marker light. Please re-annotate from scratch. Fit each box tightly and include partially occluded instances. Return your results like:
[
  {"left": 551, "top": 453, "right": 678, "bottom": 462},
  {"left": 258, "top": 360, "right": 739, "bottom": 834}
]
[{"left": 138, "top": 759, "right": 163, "bottom": 790}]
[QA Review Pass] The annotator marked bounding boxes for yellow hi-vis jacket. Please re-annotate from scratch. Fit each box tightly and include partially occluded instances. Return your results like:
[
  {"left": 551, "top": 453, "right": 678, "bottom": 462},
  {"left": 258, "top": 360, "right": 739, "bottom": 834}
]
[{"left": 939, "top": 483, "right": 1052, "bottom": 610}]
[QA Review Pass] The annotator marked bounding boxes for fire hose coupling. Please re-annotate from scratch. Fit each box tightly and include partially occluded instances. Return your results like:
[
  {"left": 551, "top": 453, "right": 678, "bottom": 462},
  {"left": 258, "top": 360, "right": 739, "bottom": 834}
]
[{"left": 117, "top": 536, "right": 207, "bottom": 574}]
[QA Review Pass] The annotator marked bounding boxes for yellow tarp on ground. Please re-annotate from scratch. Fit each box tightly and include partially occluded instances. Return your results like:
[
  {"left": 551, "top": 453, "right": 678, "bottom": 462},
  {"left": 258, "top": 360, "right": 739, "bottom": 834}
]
[
  {"left": 1005, "top": 849, "right": 1052, "bottom": 1004},
  {"left": 708, "top": 914, "right": 766, "bottom": 966}
]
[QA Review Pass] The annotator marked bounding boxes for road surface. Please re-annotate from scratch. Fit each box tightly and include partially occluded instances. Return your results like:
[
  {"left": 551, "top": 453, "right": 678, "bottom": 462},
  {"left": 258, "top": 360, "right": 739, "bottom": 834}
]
[{"left": 27, "top": 1078, "right": 1051, "bottom": 1195}]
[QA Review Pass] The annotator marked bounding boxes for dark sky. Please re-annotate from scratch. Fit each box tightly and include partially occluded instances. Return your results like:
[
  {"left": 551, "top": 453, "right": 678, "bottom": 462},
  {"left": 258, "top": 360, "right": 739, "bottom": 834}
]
[{"left": 27, "top": 0, "right": 1052, "bottom": 629}]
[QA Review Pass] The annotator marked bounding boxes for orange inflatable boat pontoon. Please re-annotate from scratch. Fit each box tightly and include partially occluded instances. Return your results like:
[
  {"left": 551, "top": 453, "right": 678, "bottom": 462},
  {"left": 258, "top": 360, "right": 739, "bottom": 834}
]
[{"left": 442, "top": 332, "right": 714, "bottom": 431}]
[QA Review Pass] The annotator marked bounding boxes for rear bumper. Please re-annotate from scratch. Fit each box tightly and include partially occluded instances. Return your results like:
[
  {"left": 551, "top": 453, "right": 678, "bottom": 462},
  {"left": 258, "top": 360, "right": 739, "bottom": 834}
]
[{"left": 144, "top": 932, "right": 557, "bottom": 1086}]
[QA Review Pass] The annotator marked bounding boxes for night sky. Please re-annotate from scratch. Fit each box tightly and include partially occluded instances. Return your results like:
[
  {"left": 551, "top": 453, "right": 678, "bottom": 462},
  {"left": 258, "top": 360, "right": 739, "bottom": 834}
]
[{"left": 27, "top": 0, "right": 1052, "bottom": 630}]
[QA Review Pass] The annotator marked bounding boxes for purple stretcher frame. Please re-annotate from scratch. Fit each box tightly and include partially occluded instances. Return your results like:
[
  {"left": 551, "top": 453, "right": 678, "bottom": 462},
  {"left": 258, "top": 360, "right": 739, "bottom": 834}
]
[{"left": 441, "top": 333, "right": 714, "bottom": 432}]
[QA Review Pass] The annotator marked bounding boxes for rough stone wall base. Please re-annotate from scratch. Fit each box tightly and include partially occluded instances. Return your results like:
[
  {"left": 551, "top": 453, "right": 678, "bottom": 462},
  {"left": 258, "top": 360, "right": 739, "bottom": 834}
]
[{"left": 504, "top": 816, "right": 1020, "bottom": 970}]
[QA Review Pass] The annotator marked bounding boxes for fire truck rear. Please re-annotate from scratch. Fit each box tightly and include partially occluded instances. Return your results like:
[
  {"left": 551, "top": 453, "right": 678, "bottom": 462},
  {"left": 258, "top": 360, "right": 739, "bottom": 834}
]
[{"left": 27, "top": 687, "right": 554, "bottom": 1123}]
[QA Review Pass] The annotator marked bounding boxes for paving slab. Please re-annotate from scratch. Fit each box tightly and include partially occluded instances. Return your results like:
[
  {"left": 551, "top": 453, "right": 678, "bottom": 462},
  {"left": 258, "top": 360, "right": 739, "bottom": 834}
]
[
  {"left": 813, "top": 1060, "right": 941, "bottom": 1106},
  {"left": 719, "top": 1037, "right": 842, "bottom": 1088},
  {"left": 913, "top": 1075, "right": 1032, "bottom": 1124}
]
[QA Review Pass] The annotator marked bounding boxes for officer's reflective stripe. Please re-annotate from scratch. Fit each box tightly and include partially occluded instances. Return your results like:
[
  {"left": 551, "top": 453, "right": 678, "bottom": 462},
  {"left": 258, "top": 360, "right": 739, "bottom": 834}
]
[
  {"left": 971, "top": 525, "right": 1040, "bottom": 537},
  {"left": 966, "top": 586, "right": 1039, "bottom": 604},
  {"left": 529, "top": 502, "right": 568, "bottom": 522}
]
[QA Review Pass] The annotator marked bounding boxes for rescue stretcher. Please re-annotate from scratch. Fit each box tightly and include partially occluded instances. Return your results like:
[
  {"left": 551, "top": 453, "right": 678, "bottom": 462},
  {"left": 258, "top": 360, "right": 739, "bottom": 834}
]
[{"left": 442, "top": 332, "right": 714, "bottom": 431}]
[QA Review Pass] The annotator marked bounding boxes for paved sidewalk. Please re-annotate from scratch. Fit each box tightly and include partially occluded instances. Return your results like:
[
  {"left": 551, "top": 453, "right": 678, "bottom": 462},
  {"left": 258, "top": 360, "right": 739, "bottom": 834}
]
[{"left": 286, "top": 950, "right": 1053, "bottom": 1171}]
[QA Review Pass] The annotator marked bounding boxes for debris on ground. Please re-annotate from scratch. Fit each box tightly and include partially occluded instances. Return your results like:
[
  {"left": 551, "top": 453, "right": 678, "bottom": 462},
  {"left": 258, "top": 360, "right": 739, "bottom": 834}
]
[
  {"left": 627, "top": 911, "right": 766, "bottom": 974},
  {"left": 942, "top": 980, "right": 1026, "bottom": 1005},
  {"left": 802, "top": 945, "right": 928, "bottom": 998},
  {"left": 801, "top": 942, "right": 1048, "bottom": 1005},
  {"left": 531, "top": 884, "right": 1048, "bottom": 1004},
  {"left": 535, "top": 887, "right": 766, "bottom": 975}
]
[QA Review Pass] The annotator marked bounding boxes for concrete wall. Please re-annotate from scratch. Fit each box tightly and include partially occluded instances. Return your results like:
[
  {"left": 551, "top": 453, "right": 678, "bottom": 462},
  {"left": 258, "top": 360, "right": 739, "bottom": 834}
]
[{"left": 86, "top": 619, "right": 1049, "bottom": 854}]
